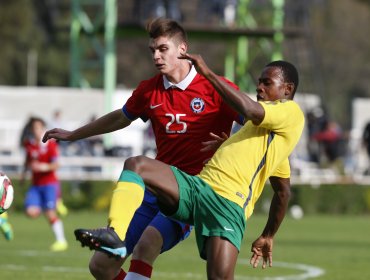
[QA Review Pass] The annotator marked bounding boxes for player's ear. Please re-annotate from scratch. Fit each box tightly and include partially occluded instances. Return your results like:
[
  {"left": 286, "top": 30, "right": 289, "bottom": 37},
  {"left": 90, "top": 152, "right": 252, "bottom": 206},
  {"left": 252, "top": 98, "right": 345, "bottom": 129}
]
[
  {"left": 179, "top": 41, "right": 187, "bottom": 54},
  {"left": 285, "top": 82, "right": 294, "bottom": 98}
]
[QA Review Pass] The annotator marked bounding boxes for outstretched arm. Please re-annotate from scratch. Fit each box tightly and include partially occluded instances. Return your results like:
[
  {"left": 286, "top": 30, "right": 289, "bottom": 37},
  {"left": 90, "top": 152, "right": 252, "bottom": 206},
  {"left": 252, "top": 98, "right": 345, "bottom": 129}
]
[
  {"left": 180, "top": 53, "right": 265, "bottom": 125},
  {"left": 250, "top": 176, "right": 291, "bottom": 269},
  {"left": 42, "top": 109, "right": 131, "bottom": 143}
]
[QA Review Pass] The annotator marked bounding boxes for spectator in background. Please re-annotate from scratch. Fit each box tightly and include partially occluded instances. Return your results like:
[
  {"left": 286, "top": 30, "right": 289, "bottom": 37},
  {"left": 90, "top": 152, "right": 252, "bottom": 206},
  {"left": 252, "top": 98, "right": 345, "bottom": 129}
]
[
  {"left": 50, "top": 109, "right": 63, "bottom": 129},
  {"left": 197, "top": 0, "right": 238, "bottom": 26},
  {"left": 362, "top": 121, "right": 370, "bottom": 175},
  {"left": 19, "top": 117, "right": 34, "bottom": 149},
  {"left": 312, "top": 119, "right": 344, "bottom": 172},
  {"left": 306, "top": 107, "right": 327, "bottom": 163},
  {"left": 133, "top": 0, "right": 182, "bottom": 22},
  {"left": 20, "top": 117, "right": 68, "bottom": 252}
]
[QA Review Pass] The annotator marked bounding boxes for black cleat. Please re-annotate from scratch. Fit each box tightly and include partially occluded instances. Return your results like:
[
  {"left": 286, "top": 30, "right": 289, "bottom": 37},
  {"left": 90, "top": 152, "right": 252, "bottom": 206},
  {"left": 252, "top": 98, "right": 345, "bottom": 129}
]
[{"left": 74, "top": 227, "right": 127, "bottom": 258}]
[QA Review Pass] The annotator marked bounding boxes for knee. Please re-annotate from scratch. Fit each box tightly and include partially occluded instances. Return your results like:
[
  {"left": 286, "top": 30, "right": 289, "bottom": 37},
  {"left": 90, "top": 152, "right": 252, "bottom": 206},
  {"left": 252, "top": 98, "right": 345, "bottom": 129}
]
[
  {"left": 133, "top": 238, "right": 160, "bottom": 260},
  {"left": 25, "top": 207, "right": 40, "bottom": 218},
  {"left": 207, "top": 273, "right": 230, "bottom": 280},
  {"left": 124, "top": 156, "right": 150, "bottom": 174},
  {"left": 207, "top": 267, "right": 235, "bottom": 280}
]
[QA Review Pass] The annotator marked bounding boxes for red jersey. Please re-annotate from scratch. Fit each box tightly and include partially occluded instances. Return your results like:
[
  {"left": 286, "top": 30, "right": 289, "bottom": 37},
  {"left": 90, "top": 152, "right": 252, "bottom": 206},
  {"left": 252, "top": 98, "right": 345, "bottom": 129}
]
[
  {"left": 24, "top": 139, "right": 59, "bottom": 186},
  {"left": 123, "top": 67, "right": 241, "bottom": 175}
]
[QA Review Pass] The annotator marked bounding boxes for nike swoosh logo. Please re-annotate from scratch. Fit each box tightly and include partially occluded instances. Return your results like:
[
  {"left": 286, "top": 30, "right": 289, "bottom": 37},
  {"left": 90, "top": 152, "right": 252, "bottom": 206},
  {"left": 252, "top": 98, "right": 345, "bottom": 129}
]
[
  {"left": 150, "top": 104, "right": 162, "bottom": 109},
  {"left": 224, "top": 226, "right": 234, "bottom": 232}
]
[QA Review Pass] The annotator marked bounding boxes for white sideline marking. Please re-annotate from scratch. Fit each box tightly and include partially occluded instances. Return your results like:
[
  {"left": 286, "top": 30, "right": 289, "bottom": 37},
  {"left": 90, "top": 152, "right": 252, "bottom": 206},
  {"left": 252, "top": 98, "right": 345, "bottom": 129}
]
[
  {"left": 0, "top": 264, "right": 88, "bottom": 273},
  {"left": 237, "top": 259, "right": 325, "bottom": 280},
  {"left": 0, "top": 253, "right": 325, "bottom": 279},
  {"left": 153, "top": 260, "right": 325, "bottom": 279}
]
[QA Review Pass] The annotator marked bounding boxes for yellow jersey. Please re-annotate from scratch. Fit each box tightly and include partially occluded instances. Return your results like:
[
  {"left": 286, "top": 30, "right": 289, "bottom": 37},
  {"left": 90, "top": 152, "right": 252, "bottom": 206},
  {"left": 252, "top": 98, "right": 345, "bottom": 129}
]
[{"left": 198, "top": 100, "right": 305, "bottom": 219}]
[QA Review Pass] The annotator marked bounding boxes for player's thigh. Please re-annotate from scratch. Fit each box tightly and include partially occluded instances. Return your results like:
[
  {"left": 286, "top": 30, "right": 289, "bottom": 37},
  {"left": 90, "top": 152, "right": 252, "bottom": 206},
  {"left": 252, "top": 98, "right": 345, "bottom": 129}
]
[
  {"left": 124, "top": 156, "right": 179, "bottom": 199},
  {"left": 206, "top": 236, "right": 239, "bottom": 278},
  {"left": 24, "top": 186, "right": 42, "bottom": 210},
  {"left": 40, "top": 184, "right": 57, "bottom": 210},
  {"left": 89, "top": 251, "right": 125, "bottom": 278}
]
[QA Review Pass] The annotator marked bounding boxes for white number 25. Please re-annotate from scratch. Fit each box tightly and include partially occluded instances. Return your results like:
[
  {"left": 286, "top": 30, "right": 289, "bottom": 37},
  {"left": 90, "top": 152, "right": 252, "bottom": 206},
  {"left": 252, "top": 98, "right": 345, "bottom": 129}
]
[{"left": 165, "top": 113, "right": 187, "bottom": 134}]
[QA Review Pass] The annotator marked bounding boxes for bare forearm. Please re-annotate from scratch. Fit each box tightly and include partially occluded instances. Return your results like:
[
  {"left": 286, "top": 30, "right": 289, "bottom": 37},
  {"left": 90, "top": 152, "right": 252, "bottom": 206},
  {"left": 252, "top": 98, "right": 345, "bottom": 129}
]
[
  {"left": 181, "top": 53, "right": 264, "bottom": 123},
  {"left": 262, "top": 191, "right": 290, "bottom": 237},
  {"left": 69, "top": 109, "right": 128, "bottom": 141},
  {"left": 49, "top": 161, "right": 59, "bottom": 171},
  {"left": 262, "top": 177, "right": 291, "bottom": 237},
  {"left": 205, "top": 72, "right": 257, "bottom": 118}
]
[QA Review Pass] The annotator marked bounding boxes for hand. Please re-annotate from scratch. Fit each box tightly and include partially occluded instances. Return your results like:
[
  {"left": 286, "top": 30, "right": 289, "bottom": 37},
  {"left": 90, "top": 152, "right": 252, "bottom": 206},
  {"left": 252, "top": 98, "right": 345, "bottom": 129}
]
[
  {"left": 200, "top": 132, "right": 228, "bottom": 153},
  {"left": 42, "top": 128, "right": 72, "bottom": 143},
  {"left": 250, "top": 236, "right": 273, "bottom": 269},
  {"left": 179, "top": 53, "right": 212, "bottom": 78}
]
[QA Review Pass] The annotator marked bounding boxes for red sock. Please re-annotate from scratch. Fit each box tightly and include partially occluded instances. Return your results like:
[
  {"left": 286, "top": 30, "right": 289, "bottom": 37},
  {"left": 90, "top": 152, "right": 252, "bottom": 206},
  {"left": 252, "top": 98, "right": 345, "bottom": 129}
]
[
  {"left": 49, "top": 216, "right": 58, "bottom": 225},
  {"left": 113, "top": 268, "right": 127, "bottom": 280},
  {"left": 128, "top": 259, "right": 153, "bottom": 278}
]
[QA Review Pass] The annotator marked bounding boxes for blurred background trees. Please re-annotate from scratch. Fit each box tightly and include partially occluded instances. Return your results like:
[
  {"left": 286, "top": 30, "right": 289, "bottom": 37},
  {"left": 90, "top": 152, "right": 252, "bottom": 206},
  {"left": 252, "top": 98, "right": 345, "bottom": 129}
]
[{"left": 0, "top": 0, "right": 369, "bottom": 129}]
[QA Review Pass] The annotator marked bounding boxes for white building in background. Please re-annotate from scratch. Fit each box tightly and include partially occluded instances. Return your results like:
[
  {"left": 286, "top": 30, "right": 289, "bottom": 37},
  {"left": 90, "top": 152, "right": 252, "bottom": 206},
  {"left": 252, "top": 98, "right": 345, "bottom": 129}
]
[
  {"left": 0, "top": 86, "right": 149, "bottom": 180},
  {"left": 3, "top": 86, "right": 368, "bottom": 183},
  {"left": 0, "top": 86, "right": 148, "bottom": 157},
  {"left": 350, "top": 98, "right": 370, "bottom": 177}
]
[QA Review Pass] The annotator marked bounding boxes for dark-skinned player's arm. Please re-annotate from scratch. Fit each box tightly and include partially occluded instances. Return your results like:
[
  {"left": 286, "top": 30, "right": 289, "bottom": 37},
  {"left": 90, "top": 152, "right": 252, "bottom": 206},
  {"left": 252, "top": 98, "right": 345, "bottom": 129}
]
[
  {"left": 250, "top": 176, "right": 291, "bottom": 269},
  {"left": 42, "top": 109, "right": 131, "bottom": 143},
  {"left": 180, "top": 53, "right": 264, "bottom": 125}
]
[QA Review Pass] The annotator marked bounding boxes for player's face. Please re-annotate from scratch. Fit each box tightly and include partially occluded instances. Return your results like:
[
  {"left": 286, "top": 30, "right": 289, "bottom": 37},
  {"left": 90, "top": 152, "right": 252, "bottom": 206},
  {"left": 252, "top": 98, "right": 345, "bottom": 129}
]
[
  {"left": 256, "top": 67, "right": 292, "bottom": 101},
  {"left": 31, "top": 121, "right": 46, "bottom": 142},
  {"left": 149, "top": 36, "right": 186, "bottom": 75}
]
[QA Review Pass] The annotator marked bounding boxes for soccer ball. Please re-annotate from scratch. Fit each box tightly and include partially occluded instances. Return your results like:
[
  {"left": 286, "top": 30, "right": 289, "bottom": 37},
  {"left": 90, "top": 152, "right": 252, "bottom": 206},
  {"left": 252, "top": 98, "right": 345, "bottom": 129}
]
[
  {"left": 289, "top": 204, "right": 304, "bottom": 220},
  {"left": 0, "top": 173, "right": 14, "bottom": 214}
]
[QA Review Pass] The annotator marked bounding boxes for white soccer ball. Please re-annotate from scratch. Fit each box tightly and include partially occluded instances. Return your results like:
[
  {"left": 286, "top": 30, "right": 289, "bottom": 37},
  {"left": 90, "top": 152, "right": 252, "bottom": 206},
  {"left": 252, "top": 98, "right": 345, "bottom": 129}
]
[
  {"left": 0, "top": 173, "right": 14, "bottom": 214},
  {"left": 289, "top": 204, "right": 304, "bottom": 220}
]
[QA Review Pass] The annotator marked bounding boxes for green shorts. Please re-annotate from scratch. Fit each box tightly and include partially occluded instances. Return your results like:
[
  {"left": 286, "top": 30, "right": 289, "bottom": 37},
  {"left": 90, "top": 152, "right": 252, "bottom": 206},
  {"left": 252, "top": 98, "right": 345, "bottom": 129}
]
[{"left": 170, "top": 166, "right": 246, "bottom": 260}]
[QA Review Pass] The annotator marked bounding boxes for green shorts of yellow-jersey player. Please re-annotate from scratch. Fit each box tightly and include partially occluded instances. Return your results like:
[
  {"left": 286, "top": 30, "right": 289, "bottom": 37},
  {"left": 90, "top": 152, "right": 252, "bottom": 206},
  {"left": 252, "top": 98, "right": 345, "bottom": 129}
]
[{"left": 167, "top": 166, "right": 247, "bottom": 260}]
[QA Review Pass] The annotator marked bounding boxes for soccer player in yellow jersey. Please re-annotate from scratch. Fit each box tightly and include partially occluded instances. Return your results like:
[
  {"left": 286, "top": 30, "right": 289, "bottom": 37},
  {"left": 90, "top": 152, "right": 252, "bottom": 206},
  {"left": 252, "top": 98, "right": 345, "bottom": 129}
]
[{"left": 75, "top": 54, "right": 305, "bottom": 279}]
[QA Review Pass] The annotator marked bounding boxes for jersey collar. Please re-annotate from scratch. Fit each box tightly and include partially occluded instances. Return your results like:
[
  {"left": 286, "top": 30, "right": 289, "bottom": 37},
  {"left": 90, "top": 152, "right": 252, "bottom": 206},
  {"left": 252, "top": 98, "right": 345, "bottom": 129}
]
[{"left": 163, "top": 65, "right": 197, "bottom": 90}]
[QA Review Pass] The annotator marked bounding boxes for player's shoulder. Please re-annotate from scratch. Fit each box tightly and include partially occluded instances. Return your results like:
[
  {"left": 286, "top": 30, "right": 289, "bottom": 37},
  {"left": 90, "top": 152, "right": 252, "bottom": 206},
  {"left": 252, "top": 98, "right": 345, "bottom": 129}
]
[
  {"left": 136, "top": 74, "right": 163, "bottom": 90},
  {"left": 262, "top": 99, "right": 301, "bottom": 109},
  {"left": 46, "top": 139, "right": 58, "bottom": 148},
  {"left": 219, "top": 75, "right": 239, "bottom": 89},
  {"left": 260, "top": 99, "right": 304, "bottom": 120},
  {"left": 282, "top": 99, "right": 304, "bottom": 114},
  {"left": 193, "top": 74, "right": 238, "bottom": 92}
]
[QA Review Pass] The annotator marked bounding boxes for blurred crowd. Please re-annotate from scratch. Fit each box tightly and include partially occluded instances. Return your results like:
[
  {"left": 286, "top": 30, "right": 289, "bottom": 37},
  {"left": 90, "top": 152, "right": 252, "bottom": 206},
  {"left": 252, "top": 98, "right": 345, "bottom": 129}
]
[
  {"left": 306, "top": 107, "right": 345, "bottom": 173},
  {"left": 132, "top": 0, "right": 239, "bottom": 26},
  {"left": 306, "top": 107, "right": 370, "bottom": 177}
]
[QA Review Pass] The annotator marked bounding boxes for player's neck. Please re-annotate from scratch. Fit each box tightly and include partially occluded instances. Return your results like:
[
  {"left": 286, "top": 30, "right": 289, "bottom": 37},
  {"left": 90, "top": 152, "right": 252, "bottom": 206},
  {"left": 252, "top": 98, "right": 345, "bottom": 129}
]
[{"left": 164, "top": 61, "right": 191, "bottom": 84}]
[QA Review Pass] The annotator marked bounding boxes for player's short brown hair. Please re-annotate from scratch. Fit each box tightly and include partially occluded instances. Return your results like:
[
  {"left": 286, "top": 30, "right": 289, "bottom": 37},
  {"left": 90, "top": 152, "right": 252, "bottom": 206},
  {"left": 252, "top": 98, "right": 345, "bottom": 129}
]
[{"left": 146, "top": 18, "right": 187, "bottom": 45}]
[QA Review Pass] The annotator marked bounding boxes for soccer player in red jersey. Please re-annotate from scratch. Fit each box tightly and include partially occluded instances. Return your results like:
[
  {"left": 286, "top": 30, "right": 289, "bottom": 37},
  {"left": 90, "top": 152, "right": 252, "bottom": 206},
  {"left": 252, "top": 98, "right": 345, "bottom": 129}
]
[
  {"left": 43, "top": 18, "right": 243, "bottom": 279},
  {"left": 22, "top": 117, "right": 68, "bottom": 251}
]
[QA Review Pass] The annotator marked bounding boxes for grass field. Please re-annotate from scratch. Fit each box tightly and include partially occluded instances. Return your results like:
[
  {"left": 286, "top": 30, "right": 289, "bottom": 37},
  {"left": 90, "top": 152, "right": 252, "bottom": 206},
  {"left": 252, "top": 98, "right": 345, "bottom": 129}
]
[{"left": 1, "top": 211, "right": 369, "bottom": 280}]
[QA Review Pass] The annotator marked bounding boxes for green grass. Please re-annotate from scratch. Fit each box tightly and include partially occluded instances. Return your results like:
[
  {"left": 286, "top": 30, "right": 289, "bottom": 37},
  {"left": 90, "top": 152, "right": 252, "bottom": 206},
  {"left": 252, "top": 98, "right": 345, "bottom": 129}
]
[{"left": 1, "top": 211, "right": 370, "bottom": 280}]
